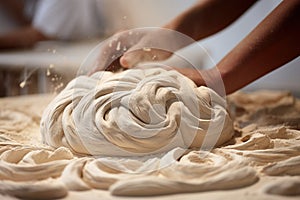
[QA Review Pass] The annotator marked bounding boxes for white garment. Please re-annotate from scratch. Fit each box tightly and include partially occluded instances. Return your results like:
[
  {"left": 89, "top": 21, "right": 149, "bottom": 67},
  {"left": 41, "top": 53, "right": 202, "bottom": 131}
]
[{"left": 31, "top": 0, "right": 105, "bottom": 40}]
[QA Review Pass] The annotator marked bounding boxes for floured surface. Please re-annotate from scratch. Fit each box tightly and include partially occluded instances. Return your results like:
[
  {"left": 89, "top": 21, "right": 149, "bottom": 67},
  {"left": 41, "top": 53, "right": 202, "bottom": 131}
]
[{"left": 0, "top": 90, "right": 300, "bottom": 199}]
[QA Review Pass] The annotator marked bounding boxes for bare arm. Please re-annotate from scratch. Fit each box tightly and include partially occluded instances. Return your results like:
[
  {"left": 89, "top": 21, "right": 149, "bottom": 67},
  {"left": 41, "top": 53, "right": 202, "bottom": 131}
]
[
  {"left": 218, "top": 0, "right": 300, "bottom": 94},
  {"left": 164, "top": 0, "right": 257, "bottom": 41},
  {"left": 110, "top": 0, "right": 258, "bottom": 69},
  {"left": 186, "top": 0, "right": 300, "bottom": 95},
  {"left": 0, "top": 0, "right": 29, "bottom": 25},
  {"left": 0, "top": 0, "right": 49, "bottom": 49},
  {"left": 178, "top": 0, "right": 300, "bottom": 94},
  {"left": 0, "top": 26, "right": 48, "bottom": 49}
]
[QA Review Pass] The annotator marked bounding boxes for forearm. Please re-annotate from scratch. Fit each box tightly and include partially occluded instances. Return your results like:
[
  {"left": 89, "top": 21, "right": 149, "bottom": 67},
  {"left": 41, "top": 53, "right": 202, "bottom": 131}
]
[
  {"left": 174, "top": 0, "right": 300, "bottom": 95},
  {"left": 164, "top": 0, "right": 257, "bottom": 40},
  {"left": 0, "top": 0, "right": 29, "bottom": 25},
  {"left": 0, "top": 26, "right": 48, "bottom": 49},
  {"left": 217, "top": 0, "right": 300, "bottom": 94}
]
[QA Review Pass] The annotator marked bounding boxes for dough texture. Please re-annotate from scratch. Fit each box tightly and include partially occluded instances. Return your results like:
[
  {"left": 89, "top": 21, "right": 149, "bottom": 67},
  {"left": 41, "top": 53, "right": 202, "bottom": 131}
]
[
  {"left": 40, "top": 68, "right": 234, "bottom": 156},
  {"left": 0, "top": 80, "right": 300, "bottom": 199}
]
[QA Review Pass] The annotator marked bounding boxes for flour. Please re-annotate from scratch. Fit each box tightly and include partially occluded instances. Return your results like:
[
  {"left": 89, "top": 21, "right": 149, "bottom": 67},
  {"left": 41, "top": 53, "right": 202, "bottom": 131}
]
[{"left": 0, "top": 78, "right": 299, "bottom": 199}]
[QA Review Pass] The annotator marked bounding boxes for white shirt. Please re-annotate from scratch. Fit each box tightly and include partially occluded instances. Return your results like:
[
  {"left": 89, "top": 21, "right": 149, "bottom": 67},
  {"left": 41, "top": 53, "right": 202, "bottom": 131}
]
[{"left": 30, "top": 0, "right": 105, "bottom": 40}]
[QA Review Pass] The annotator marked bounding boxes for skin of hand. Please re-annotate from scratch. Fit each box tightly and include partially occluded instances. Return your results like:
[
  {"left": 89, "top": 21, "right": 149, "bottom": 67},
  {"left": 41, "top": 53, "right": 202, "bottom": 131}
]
[{"left": 90, "top": 28, "right": 193, "bottom": 74}]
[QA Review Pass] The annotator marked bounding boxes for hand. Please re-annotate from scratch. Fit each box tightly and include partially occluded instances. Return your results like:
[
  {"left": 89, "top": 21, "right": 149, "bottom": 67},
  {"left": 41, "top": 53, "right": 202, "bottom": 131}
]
[{"left": 89, "top": 28, "right": 194, "bottom": 74}]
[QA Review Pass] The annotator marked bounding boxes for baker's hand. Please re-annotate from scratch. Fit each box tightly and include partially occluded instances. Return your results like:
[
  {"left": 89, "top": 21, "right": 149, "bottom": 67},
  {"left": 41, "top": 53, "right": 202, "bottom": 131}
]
[{"left": 90, "top": 28, "right": 192, "bottom": 74}]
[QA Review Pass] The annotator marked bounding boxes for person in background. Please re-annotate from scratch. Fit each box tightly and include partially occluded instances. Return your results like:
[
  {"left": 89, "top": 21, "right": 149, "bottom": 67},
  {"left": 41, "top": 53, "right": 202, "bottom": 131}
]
[
  {"left": 95, "top": 0, "right": 299, "bottom": 96},
  {"left": 0, "top": 0, "right": 106, "bottom": 49}
]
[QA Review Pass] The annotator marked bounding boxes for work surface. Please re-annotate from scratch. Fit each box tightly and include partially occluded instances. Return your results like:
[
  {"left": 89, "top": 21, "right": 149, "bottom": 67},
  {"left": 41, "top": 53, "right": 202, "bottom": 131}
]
[
  {"left": 0, "top": 91, "right": 299, "bottom": 199},
  {"left": 0, "top": 39, "right": 103, "bottom": 96}
]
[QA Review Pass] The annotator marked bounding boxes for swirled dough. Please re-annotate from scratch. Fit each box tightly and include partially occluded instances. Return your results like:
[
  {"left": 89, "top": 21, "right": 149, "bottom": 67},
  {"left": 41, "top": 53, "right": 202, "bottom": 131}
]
[
  {"left": 40, "top": 68, "right": 234, "bottom": 156},
  {"left": 262, "top": 177, "right": 300, "bottom": 196},
  {"left": 1, "top": 90, "right": 300, "bottom": 199}
]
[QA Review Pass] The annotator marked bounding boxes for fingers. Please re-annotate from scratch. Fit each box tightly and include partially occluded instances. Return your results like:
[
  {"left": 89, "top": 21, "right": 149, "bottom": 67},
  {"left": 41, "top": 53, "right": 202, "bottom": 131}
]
[
  {"left": 120, "top": 48, "right": 173, "bottom": 68},
  {"left": 90, "top": 28, "right": 193, "bottom": 74},
  {"left": 89, "top": 31, "right": 134, "bottom": 75},
  {"left": 105, "top": 56, "right": 124, "bottom": 72}
]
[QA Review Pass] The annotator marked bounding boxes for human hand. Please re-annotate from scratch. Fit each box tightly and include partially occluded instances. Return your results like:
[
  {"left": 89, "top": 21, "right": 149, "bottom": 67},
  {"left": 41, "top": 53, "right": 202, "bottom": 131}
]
[{"left": 89, "top": 28, "right": 194, "bottom": 74}]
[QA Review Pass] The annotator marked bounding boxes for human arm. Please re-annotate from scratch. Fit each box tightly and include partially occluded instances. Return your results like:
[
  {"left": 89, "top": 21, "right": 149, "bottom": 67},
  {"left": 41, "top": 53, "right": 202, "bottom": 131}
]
[
  {"left": 119, "top": 0, "right": 258, "bottom": 68},
  {"left": 184, "top": 0, "right": 300, "bottom": 95},
  {"left": 91, "top": 0, "right": 257, "bottom": 72},
  {"left": 0, "top": 0, "right": 90, "bottom": 49},
  {"left": 0, "top": 0, "right": 29, "bottom": 25},
  {"left": 0, "top": 26, "right": 48, "bottom": 49},
  {"left": 0, "top": 0, "right": 48, "bottom": 49},
  {"left": 164, "top": 0, "right": 257, "bottom": 41}
]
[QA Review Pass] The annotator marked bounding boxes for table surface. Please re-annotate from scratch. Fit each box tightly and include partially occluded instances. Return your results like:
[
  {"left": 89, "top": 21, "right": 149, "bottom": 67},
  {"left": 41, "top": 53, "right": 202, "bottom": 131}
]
[
  {"left": 0, "top": 91, "right": 299, "bottom": 200},
  {"left": 0, "top": 39, "right": 104, "bottom": 74}
]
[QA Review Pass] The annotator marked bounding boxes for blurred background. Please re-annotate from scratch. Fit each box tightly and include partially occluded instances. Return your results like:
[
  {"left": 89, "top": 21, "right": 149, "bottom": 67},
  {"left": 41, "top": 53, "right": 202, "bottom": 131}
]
[{"left": 0, "top": 0, "right": 299, "bottom": 97}]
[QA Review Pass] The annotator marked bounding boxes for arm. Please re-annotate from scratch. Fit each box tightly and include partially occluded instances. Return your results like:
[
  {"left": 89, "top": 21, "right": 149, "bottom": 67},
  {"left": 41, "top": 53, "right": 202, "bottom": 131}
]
[
  {"left": 118, "top": 0, "right": 257, "bottom": 69},
  {"left": 0, "top": 0, "right": 49, "bottom": 49},
  {"left": 0, "top": 26, "right": 48, "bottom": 49},
  {"left": 187, "top": 0, "right": 300, "bottom": 95},
  {"left": 0, "top": 0, "right": 29, "bottom": 25},
  {"left": 164, "top": 0, "right": 257, "bottom": 41}
]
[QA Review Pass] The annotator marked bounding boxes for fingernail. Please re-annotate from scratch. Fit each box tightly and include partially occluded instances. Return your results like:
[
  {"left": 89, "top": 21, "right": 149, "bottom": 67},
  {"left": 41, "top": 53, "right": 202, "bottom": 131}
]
[{"left": 120, "top": 56, "right": 129, "bottom": 68}]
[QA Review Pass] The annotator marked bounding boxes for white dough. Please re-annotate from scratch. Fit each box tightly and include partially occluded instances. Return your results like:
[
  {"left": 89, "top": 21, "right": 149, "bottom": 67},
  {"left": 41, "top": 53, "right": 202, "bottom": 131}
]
[
  {"left": 40, "top": 68, "right": 234, "bottom": 156},
  {"left": 0, "top": 90, "right": 300, "bottom": 199}
]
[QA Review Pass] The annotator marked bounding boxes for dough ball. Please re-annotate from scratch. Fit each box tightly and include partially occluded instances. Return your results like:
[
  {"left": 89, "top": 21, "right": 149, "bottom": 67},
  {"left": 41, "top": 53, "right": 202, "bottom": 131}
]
[{"left": 40, "top": 68, "right": 233, "bottom": 156}]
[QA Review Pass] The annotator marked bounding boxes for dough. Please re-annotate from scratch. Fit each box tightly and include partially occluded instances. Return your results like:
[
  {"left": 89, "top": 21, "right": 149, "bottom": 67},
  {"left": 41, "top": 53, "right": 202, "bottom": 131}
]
[
  {"left": 40, "top": 68, "right": 234, "bottom": 156},
  {"left": 1, "top": 78, "right": 300, "bottom": 199}
]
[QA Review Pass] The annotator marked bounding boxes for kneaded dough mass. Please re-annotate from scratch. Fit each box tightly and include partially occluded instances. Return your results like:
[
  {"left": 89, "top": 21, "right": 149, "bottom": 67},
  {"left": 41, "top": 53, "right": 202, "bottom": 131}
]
[
  {"left": 40, "top": 68, "right": 233, "bottom": 156},
  {"left": 1, "top": 89, "right": 300, "bottom": 199}
]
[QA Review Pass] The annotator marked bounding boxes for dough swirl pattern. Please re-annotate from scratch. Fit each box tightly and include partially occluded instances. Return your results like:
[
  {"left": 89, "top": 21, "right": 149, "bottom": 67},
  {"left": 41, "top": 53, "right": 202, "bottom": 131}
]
[
  {"left": 0, "top": 75, "right": 299, "bottom": 199},
  {"left": 40, "top": 68, "right": 234, "bottom": 156}
]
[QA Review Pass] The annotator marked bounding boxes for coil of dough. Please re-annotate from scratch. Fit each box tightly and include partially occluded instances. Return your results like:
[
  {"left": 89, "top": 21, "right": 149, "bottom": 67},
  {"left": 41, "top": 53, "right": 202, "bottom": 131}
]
[{"left": 40, "top": 68, "right": 233, "bottom": 156}]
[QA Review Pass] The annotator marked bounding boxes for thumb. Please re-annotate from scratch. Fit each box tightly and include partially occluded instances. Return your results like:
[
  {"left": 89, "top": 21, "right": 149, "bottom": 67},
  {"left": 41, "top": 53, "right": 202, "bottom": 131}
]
[
  {"left": 120, "top": 48, "right": 173, "bottom": 68},
  {"left": 120, "top": 50, "right": 143, "bottom": 68}
]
